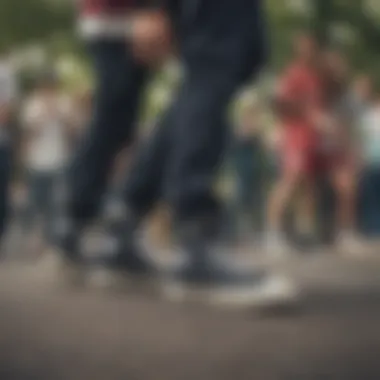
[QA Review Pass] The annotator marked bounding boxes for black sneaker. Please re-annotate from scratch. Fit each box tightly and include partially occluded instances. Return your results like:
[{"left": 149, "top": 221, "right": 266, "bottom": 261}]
[
  {"left": 34, "top": 247, "right": 85, "bottom": 288},
  {"left": 162, "top": 232, "right": 298, "bottom": 308},
  {"left": 85, "top": 217, "right": 157, "bottom": 291},
  {"left": 36, "top": 217, "right": 84, "bottom": 287}
]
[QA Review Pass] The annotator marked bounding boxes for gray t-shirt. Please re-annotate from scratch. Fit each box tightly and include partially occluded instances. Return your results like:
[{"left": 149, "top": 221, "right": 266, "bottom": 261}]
[
  {"left": 335, "top": 92, "right": 369, "bottom": 134},
  {"left": 0, "top": 61, "right": 17, "bottom": 143}
]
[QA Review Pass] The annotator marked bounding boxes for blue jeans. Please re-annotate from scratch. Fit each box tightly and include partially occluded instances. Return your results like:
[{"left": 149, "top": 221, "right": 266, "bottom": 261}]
[
  {"left": 66, "top": 40, "right": 148, "bottom": 224},
  {"left": 0, "top": 143, "right": 11, "bottom": 245},
  {"left": 23, "top": 170, "right": 61, "bottom": 240},
  {"left": 122, "top": 4, "right": 266, "bottom": 224},
  {"left": 359, "top": 165, "right": 380, "bottom": 237},
  {"left": 226, "top": 139, "right": 266, "bottom": 239}
]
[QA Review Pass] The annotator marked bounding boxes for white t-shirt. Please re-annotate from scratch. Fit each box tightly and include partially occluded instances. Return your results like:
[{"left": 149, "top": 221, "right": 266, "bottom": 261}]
[
  {"left": 22, "top": 94, "right": 72, "bottom": 172},
  {"left": 360, "top": 106, "right": 380, "bottom": 165},
  {"left": 0, "top": 60, "right": 17, "bottom": 143}
]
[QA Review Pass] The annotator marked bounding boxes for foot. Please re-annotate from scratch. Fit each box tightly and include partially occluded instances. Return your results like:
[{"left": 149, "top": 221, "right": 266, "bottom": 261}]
[
  {"left": 33, "top": 247, "right": 84, "bottom": 288},
  {"left": 33, "top": 216, "right": 84, "bottom": 287},
  {"left": 85, "top": 219, "right": 157, "bottom": 291},
  {"left": 337, "top": 232, "right": 373, "bottom": 258},
  {"left": 162, "top": 234, "right": 298, "bottom": 308},
  {"left": 264, "top": 231, "right": 295, "bottom": 260}
]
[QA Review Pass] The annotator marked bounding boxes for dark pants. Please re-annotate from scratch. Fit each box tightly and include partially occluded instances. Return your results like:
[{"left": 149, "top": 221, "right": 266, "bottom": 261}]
[
  {"left": 68, "top": 0, "right": 266, "bottom": 230},
  {"left": 67, "top": 40, "right": 148, "bottom": 223},
  {"left": 22, "top": 170, "right": 61, "bottom": 240},
  {"left": 359, "top": 166, "right": 380, "bottom": 237},
  {"left": 227, "top": 139, "right": 265, "bottom": 239},
  {"left": 0, "top": 142, "right": 12, "bottom": 245},
  {"left": 122, "top": 3, "right": 266, "bottom": 225}
]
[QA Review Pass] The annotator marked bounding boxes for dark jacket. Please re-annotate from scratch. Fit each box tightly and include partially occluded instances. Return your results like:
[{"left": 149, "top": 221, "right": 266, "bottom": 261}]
[{"left": 80, "top": 0, "right": 176, "bottom": 15}]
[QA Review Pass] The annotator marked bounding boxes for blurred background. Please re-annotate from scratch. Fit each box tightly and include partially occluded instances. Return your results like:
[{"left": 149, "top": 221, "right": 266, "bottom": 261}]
[
  {"left": 2, "top": 0, "right": 380, "bottom": 255},
  {"left": 2, "top": 2, "right": 380, "bottom": 379}
]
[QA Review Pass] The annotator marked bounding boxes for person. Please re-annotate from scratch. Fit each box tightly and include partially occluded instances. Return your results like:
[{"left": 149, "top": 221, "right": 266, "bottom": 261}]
[
  {"left": 46, "top": 0, "right": 296, "bottom": 307},
  {"left": 85, "top": 0, "right": 296, "bottom": 307},
  {"left": 358, "top": 91, "right": 380, "bottom": 240},
  {"left": 319, "top": 53, "right": 370, "bottom": 255},
  {"left": 41, "top": 0, "right": 173, "bottom": 264},
  {"left": 20, "top": 72, "right": 77, "bottom": 254},
  {"left": 0, "top": 53, "right": 17, "bottom": 253},
  {"left": 265, "top": 33, "right": 324, "bottom": 256},
  {"left": 228, "top": 99, "right": 266, "bottom": 244}
]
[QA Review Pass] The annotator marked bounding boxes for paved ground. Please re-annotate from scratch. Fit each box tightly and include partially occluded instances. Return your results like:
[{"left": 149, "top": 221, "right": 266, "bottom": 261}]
[{"left": 0, "top": 252, "right": 380, "bottom": 380}]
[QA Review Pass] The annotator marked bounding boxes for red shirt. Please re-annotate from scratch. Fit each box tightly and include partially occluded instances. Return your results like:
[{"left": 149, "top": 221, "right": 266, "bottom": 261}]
[
  {"left": 276, "top": 62, "right": 326, "bottom": 156},
  {"left": 276, "top": 62, "right": 323, "bottom": 126},
  {"left": 81, "top": 0, "right": 136, "bottom": 16}
]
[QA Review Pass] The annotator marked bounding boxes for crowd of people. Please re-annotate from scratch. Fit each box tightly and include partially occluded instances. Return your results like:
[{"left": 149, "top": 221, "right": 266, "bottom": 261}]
[
  {"left": 1, "top": 32, "right": 380, "bottom": 262},
  {"left": 228, "top": 33, "right": 380, "bottom": 258},
  {"left": 1, "top": 33, "right": 380, "bottom": 260},
  {"left": 1, "top": 0, "right": 379, "bottom": 310}
]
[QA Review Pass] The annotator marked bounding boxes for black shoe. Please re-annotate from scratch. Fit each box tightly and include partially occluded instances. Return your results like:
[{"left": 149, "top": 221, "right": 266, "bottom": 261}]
[
  {"left": 35, "top": 247, "right": 85, "bottom": 288},
  {"left": 36, "top": 217, "right": 84, "bottom": 287},
  {"left": 162, "top": 232, "right": 298, "bottom": 308},
  {"left": 51, "top": 216, "right": 82, "bottom": 262},
  {"left": 85, "top": 217, "right": 157, "bottom": 290}
]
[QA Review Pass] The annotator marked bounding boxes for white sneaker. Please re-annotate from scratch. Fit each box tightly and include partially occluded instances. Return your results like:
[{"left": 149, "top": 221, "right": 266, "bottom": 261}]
[
  {"left": 32, "top": 248, "right": 84, "bottom": 287},
  {"left": 264, "top": 232, "right": 294, "bottom": 260},
  {"left": 208, "top": 273, "right": 300, "bottom": 309},
  {"left": 337, "top": 233, "right": 373, "bottom": 258}
]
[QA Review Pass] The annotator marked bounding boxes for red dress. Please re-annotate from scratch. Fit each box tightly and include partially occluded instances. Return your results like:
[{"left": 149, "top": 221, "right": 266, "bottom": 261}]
[{"left": 276, "top": 62, "right": 324, "bottom": 177}]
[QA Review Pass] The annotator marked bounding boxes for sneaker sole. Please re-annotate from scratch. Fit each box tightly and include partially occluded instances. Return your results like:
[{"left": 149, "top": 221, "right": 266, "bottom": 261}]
[
  {"left": 161, "top": 278, "right": 300, "bottom": 310},
  {"left": 85, "top": 268, "right": 158, "bottom": 295},
  {"left": 32, "top": 249, "right": 86, "bottom": 290}
]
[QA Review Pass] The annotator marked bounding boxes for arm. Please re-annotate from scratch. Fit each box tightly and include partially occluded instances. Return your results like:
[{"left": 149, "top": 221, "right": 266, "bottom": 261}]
[
  {"left": 130, "top": 0, "right": 175, "bottom": 65},
  {"left": 0, "top": 68, "right": 18, "bottom": 126}
]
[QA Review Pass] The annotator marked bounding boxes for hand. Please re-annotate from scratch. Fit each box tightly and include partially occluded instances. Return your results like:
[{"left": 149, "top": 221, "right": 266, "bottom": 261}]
[
  {"left": 0, "top": 104, "right": 10, "bottom": 125},
  {"left": 311, "top": 110, "right": 334, "bottom": 133},
  {"left": 130, "top": 10, "right": 173, "bottom": 66}
]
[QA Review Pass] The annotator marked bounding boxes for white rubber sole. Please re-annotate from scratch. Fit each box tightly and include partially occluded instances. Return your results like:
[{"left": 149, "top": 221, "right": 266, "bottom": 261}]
[
  {"left": 31, "top": 248, "right": 85, "bottom": 288},
  {"left": 85, "top": 267, "right": 157, "bottom": 294},
  {"left": 162, "top": 275, "right": 300, "bottom": 309}
]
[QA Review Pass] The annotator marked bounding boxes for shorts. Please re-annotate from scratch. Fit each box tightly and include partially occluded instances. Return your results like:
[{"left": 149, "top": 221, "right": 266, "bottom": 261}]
[
  {"left": 317, "top": 139, "right": 358, "bottom": 173},
  {"left": 280, "top": 124, "right": 320, "bottom": 177}
]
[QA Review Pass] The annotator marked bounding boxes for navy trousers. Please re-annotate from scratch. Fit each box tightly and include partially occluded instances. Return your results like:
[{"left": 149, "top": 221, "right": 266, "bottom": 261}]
[
  {"left": 67, "top": 0, "right": 266, "bottom": 228},
  {"left": 122, "top": 0, "right": 267, "bottom": 224},
  {"left": 67, "top": 40, "right": 148, "bottom": 223},
  {"left": 359, "top": 166, "right": 380, "bottom": 237},
  {"left": 0, "top": 142, "right": 12, "bottom": 245}
]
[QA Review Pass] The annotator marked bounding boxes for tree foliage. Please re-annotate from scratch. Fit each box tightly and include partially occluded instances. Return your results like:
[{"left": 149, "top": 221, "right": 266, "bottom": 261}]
[
  {"left": 0, "top": 0, "right": 75, "bottom": 53},
  {"left": 1, "top": 0, "right": 379, "bottom": 81}
]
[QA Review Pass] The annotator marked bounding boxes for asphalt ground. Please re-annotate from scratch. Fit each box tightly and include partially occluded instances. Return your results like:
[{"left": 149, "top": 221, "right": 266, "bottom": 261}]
[{"left": 0, "top": 251, "right": 380, "bottom": 380}]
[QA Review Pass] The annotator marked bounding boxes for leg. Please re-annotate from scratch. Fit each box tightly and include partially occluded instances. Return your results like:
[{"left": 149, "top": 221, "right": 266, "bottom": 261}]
[
  {"left": 265, "top": 139, "right": 315, "bottom": 255},
  {"left": 357, "top": 166, "right": 380, "bottom": 239},
  {"left": 122, "top": 109, "right": 173, "bottom": 217},
  {"left": 332, "top": 165, "right": 357, "bottom": 233},
  {"left": 68, "top": 41, "right": 147, "bottom": 222},
  {"left": 162, "top": 64, "right": 296, "bottom": 305},
  {"left": 87, "top": 48, "right": 260, "bottom": 282},
  {"left": 41, "top": 173, "right": 59, "bottom": 244},
  {"left": 54, "top": 40, "right": 148, "bottom": 257},
  {"left": 331, "top": 162, "right": 366, "bottom": 255},
  {"left": 266, "top": 169, "right": 300, "bottom": 253},
  {"left": 0, "top": 143, "right": 11, "bottom": 253},
  {"left": 23, "top": 171, "right": 48, "bottom": 256},
  {"left": 250, "top": 158, "right": 266, "bottom": 239},
  {"left": 359, "top": 167, "right": 377, "bottom": 237},
  {"left": 166, "top": 73, "right": 233, "bottom": 222},
  {"left": 84, "top": 106, "right": 175, "bottom": 280},
  {"left": 295, "top": 178, "right": 317, "bottom": 240}
]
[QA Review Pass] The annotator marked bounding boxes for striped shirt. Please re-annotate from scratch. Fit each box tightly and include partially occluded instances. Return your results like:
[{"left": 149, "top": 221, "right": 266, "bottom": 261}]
[
  {"left": 78, "top": 0, "right": 167, "bottom": 39},
  {"left": 0, "top": 60, "right": 17, "bottom": 143}
]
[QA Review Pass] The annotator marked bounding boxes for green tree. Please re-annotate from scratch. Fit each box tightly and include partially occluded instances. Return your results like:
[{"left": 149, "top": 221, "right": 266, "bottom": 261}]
[{"left": 0, "top": 0, "right": 74, "bottom": 53}]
